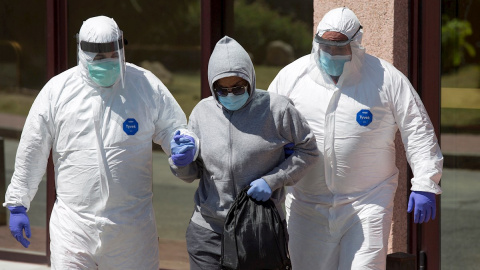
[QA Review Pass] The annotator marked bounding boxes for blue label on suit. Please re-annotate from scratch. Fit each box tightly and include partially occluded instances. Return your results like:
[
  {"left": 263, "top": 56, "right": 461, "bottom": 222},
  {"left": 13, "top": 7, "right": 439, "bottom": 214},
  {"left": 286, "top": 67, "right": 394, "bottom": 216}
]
[
  {"left": 356, "top": 109, "right": 373, "bottom": 126},
  {"left": 123, "top": 118, "right": 138, "bottom": 135}
]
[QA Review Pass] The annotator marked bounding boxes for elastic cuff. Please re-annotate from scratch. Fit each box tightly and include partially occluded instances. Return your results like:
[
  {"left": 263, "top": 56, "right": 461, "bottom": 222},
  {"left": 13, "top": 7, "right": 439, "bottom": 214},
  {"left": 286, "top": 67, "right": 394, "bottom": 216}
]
[{"left": 8, "top": 205, "right": 27, "bottom": 213}]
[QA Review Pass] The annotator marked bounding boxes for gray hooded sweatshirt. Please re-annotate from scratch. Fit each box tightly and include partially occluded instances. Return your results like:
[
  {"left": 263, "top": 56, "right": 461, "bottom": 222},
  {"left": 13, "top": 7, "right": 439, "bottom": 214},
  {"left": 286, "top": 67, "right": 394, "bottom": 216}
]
[{"left": 170, "top": 36, "right": 319, "bottom": 233}]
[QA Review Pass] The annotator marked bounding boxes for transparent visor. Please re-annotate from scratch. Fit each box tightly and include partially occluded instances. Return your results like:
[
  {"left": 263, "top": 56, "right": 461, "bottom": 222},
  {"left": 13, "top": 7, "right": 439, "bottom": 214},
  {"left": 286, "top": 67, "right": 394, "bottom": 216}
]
[
  {"left": 76, "top": 32, "right": 126, "bottom": 88},
  {"left": 314, "top": 25, "right": 362, "bottom": 56},
  {"left": 319, "top": 43, "right": 352, "bottom": 56}
]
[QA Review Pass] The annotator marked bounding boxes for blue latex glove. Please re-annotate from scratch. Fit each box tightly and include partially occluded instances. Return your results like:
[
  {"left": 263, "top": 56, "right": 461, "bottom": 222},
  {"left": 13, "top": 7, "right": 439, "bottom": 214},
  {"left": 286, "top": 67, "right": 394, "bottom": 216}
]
[
  {"left": 407, "top": 191, "right": 436, "bottom": 223},
  {"left": 170, "top": 130, "right": 196, "bottom": 167},
  {"left": 8, "top": 206, "right": 31, "bottom": 248},
  {"left": 284, "top": 142, "right": 294, "bottom": 159},
  {"left": 247, "top": 178, "right": 272, "bottom": 202}
]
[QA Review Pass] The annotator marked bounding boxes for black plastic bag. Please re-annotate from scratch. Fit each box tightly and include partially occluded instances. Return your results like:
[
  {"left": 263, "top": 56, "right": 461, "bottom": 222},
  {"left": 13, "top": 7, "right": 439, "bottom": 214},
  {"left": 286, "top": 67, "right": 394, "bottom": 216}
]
[{"left": 221, "top": 186, "right": 292, "bottom": 270}]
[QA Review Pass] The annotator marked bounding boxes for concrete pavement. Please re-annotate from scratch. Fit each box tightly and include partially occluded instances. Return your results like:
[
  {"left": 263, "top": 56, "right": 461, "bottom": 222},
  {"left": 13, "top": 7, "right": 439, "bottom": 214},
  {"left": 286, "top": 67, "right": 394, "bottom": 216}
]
[{"left": 0, "top": 260, "right": 49, "bottom": 270}]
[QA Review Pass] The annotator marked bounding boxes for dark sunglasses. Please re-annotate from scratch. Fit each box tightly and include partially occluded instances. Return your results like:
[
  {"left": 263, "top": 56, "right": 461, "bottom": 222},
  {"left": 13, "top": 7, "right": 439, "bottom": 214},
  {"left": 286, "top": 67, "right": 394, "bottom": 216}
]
[{"left": 214, "top": 85, "right": 248, "bottom": 97}]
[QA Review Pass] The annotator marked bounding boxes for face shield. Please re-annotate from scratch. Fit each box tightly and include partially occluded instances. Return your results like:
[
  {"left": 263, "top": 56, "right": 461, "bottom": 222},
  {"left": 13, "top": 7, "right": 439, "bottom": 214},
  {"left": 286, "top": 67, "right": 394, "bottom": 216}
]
[
  {"left": 310, "top": 7, "right": 364, "bottom": 79},
  {"left": 314, "top": 25, "right": 362, "bottom": 55},
  {"left": 78, "top": 33, "right": 125, "bottom": 88},
  {"left": 76, "top": 16, "right": 126, "bottom": 88},
  {"left": 312, "top": 26, "right": 362, "bottom": 77}
]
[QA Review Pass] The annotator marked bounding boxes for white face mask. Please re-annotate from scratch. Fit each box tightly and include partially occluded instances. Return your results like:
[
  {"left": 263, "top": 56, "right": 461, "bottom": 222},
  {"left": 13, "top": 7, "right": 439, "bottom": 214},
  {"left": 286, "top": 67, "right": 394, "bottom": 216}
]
[{"left": 319, "top": 50, "right": 352, "bottom": 76}]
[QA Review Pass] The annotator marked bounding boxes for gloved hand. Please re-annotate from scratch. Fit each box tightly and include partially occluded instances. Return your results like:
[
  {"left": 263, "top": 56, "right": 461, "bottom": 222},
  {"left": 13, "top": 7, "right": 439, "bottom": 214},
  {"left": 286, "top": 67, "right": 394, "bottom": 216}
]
[
  {"left": 247, "top": 178, "right": 272, "bottom": 202},
  {"left": 284, "top": 142, "right": 294, "bottom": 159},
  {"left": 407, "top": 191, "right": 436, "bottom": 223},
  {"left": 8, "top": 206, "right": 31, "bottom": 248},
  {"left": 170, "top": 130, "right": 196, "bottom": 167}
]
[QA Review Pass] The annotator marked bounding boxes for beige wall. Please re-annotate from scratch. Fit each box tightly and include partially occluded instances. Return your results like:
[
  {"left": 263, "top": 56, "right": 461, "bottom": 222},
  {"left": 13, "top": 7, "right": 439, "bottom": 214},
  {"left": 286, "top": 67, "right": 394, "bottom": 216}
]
[{"left": 313, "top": 0, "right": 410, "bottom": 253}]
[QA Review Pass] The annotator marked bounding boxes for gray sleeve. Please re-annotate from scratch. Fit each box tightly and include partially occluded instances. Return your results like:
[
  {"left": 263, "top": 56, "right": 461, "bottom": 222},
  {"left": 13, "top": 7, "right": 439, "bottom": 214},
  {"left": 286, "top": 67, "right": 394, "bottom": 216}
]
[
  {"left": 262, "top": 101, "right": 320, "bottom": 191},
  {"left": 168, "top": 158, "right": 201, "bottom": 183}
]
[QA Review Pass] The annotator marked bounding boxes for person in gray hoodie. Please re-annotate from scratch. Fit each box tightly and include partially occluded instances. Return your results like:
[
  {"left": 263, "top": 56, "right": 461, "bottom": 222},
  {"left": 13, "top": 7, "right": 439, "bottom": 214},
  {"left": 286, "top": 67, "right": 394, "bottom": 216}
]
[{"left": 169, "top": 36, "right": 319, "bottom": 269}]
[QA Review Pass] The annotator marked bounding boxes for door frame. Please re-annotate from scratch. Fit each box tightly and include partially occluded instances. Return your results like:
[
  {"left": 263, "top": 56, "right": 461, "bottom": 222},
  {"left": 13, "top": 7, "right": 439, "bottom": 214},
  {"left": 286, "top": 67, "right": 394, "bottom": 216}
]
[
  {"left": 0, "top": 0, "right": 67, "bottom": 265},
  {"left": 200, "top": 0, "right": 234, "bottom": 98},
  {"left": 408, "top": 0, "right": 442, "bottom": 269}
]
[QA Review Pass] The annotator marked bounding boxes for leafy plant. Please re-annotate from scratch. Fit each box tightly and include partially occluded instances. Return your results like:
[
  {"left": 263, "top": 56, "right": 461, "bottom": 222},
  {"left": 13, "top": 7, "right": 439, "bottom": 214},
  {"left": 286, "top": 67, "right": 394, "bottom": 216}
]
[
  {"left": 441, "top": 15, "right": 476, "bottom": 73},
  {"left": 178, "top": 0, "right": 312, "bottom": 64},
  {"left": 233, "top": 0, "right": 312, "bottom": 64}
]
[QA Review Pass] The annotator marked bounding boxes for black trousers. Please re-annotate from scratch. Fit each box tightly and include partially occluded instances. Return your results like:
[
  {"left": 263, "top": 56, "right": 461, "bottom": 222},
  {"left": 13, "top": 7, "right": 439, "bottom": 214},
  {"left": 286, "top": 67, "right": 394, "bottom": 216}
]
[
  {"left": 186, "top": 221, "right": 222, "bottom": 270},
  {"left": 185, "top": 220, "right": 290, "bottom": 270}
]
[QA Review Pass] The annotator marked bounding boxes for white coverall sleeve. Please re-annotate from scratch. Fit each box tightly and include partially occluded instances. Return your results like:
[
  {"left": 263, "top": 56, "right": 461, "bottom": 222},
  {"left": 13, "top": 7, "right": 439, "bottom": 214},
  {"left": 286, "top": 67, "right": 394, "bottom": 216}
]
[
  {"left": 267, "top": 73, "right": 280, "bottom": 94},
  {"left": 168, "top": 110, "right": 201, "bottom": 183},
  {"left": 151, "top": 83, "right": 190, "bottom": 156},
  {"left": 391, "top": 75, "right": 443, "bottom": 194},
  {"left": 267, "top": 67, "right": 287, "bottom": 96},
  {"left": 4, "top": 86, "right": 54, "bottom": 210}
]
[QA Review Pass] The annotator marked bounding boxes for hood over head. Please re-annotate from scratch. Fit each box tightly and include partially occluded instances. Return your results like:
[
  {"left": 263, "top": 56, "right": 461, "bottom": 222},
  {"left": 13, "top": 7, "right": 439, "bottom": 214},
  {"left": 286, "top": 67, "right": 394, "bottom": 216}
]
[
  {"left": 208, "top": 36, "right": 256, "bottom": 101},
  {"left": 309, "top": 7, "right": 365, "bottom": 88},
  {"left": 316, "top": 7, "right": 363, "bottom": 44},
  {"left": 77, "top": 15, "right": 126, "bottom": 88}
]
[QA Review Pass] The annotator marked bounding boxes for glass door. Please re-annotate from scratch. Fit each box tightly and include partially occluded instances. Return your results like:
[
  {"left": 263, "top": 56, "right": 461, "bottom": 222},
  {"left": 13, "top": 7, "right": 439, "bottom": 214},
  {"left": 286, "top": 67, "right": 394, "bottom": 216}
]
[
  {"left": 0, "top": 0, "right": 48, "bottom": 260},
  {"left": 441, "top": 1, "right": 480, "bottom": 269}
]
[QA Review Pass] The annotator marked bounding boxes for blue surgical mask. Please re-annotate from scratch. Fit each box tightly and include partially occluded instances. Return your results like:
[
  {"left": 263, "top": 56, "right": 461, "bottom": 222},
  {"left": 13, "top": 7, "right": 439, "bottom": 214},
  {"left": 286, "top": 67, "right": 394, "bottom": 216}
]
[
  {"left": 319, "top": 51, "right": 351, "bottom": 76},
  {"left": 87, "top": 59, "right": 121, "bottom": 87},
  {"left": 218, "top": 91, "right": 249, "bottom": 111}
]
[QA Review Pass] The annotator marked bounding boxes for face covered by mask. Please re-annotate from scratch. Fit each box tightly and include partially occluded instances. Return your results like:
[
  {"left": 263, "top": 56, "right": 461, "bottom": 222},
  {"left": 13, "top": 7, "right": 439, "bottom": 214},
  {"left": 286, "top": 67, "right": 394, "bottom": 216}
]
[
  {"left": 87, "top": 58, "right": 121, "bottom": 87},
  {"left": 319, "top": 50, "right": 352, "bottom": 77},
  {"left": 218, "top": 91, "right": 249, "bottom": 111}
]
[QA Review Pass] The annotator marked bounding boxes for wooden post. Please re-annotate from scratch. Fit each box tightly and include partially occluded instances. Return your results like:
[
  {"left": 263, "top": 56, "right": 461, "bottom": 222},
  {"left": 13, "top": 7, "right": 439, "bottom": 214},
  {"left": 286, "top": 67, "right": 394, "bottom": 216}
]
[
  {"left": 387, "top": 252, "right": 416, "bottom": 270},
  {"left": 200, "top": 0, "right": 234, "bottom": 98},
  {"left": 0, "top": 137, "right": 6, "bottom": 225}
]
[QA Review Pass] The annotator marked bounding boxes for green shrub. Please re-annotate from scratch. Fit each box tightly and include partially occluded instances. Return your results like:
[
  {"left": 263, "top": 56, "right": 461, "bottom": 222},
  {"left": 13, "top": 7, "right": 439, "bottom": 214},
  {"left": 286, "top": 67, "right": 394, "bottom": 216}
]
[
  {"left": 233, "top": 0, "right": 312, "bottom": 64},
  {"left": 441, "top": 15, "right": 476, "bottom": 73}
]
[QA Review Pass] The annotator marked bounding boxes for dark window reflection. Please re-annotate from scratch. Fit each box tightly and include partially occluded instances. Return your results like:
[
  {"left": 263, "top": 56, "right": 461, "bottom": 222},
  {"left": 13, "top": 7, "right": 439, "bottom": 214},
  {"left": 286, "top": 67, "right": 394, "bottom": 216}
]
[
  {"left": 0, "top": 1, "right": 47, "bottom": 115},
  {"left": 0, "top": 0, "right": 48, "bottom": 255},
  {"left": 233, "top": 0, "right": 313, "bottom": 89},
  {"left": 441, "top": 1, "right": 480, "bottom": 269}
]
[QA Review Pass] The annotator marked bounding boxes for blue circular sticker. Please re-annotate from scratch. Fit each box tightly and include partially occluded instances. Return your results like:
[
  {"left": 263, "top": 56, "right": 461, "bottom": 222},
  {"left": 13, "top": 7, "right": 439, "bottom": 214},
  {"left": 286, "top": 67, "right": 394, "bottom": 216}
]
[
  {"left": 356, "top": 109, "right": 373, "bottom": 126},
  {"left": 123, "top": 118, "right": 138, "bottom": 135}
]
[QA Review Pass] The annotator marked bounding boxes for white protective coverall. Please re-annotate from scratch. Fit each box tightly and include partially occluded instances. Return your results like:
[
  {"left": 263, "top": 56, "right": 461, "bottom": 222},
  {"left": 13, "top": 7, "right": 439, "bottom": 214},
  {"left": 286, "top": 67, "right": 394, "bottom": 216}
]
[
  {"left": 268, "top": 7, "right": 443, "bottom": 270},
  {"left": 3, "top": 16, "right": 193, "bottom": 269}
]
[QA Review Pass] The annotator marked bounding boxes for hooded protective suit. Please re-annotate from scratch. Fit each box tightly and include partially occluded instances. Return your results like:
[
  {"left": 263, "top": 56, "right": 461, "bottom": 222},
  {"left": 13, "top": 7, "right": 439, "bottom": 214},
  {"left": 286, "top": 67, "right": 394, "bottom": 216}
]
[
  {"left": 170, "top": 36, "right": 319, "bottom": 234},
  {"left": 3, "top": 16, "right": 191, "bottom": 269},
  {"left": 268, "top": 7, "right": 443, "bottom": 270}
]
